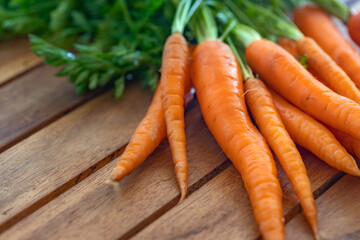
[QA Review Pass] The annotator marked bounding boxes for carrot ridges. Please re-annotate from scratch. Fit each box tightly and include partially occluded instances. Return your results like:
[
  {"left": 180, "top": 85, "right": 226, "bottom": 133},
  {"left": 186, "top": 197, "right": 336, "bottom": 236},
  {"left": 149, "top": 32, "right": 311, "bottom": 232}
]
[
  {"left": 294, "top": 5, "right": 360, "bottom": 89},
  {"left": 192, "top": 40, "right": 284, "bottom": 240},
  {"left": 246, "top": 38, "right": 360, "bottom": 142},
  {"left": 244, "top": 78, "right": 317, "bottom": 235},
  {"left": 271, "top": 90, "right": 360, "bottom": 177},
  {"left": 160, "top": 33, "right": 190, "bottom": 201},
  {"left": 296, "top": 37, "right": 360, "bottom": 105},
  {"left": 110, "top": 83, "right": 166, "bottom": 182}
]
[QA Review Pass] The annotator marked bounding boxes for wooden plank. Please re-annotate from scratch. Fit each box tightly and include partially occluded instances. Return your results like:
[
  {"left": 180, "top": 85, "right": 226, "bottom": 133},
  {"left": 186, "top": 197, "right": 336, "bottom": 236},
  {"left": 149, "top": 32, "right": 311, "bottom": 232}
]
[
  {"left": 0, "top": 65, "right": 99, "bottom": 153},
  {"left": 285, "top": 175, "right": 360, "bottom": 239},
  {"left": 0, "top": 103, "right": 228, "bottom": 240},
  {"left": 0, "top": 84, "right": 152, "bottom": 233},
  {"left": 0, "top": 38, "right": 42, "bottom": 85},
  {"left": 131, "top": 148, "right": 341, "bottom": 240}
]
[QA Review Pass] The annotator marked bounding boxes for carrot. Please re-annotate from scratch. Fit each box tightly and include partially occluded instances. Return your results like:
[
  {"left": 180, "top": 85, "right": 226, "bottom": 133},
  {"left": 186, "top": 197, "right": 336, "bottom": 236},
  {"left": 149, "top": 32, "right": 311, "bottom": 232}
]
[
  {"left": 237, "top": 3, "right": 360, "bottom": 104},
  {"left": 192, "top": 36, "right": 284, "bottom": 239},
  {"left": 278, "top": 39, "right": 360, "bottom": 161},
  {"left": 296, "top": 37, "right": 360, "bottom": 104},
  {"left": 278, "top": 38, "right": 324, "bottom": 83},
  {"left": 327, "top": 126, "right": 360, "bottom": 161},
  {"left": 278, "top": 38, "right": 298, "bottom": 56},
  {"left": 109, "top": 83, "right": 166, "bottom": 182},
  {"left": 109, "top": 81, "right": 194, "bottom": 183},
  {"left": 309, "top": 0, "right": 360, "bottom": 47},
  {"left": 155, "top": 0, "right": 196, "bottom": 200},
  {"left": 294, "top": 6, "right": 360, "bottom": 89},
  {"left": 245, "top": 38, "right": 360, "bottom": 141},
  {"left": 348, "top": 11, "right": 360, "bottom": 47},
  {"left": 270, "top": 89, "right": 360, "bottom": 176},
  {"left": 244, "top": 78, "right": 317, "bottom": 236},
  {"left": 278, "top": 37, "right": 360, "bottom": 104},
  {"left": 193, "top": 9, "right": 284, "bottom": 239},
  {"left": 160, "top": 32, "right": 190, "bottom": 201}
]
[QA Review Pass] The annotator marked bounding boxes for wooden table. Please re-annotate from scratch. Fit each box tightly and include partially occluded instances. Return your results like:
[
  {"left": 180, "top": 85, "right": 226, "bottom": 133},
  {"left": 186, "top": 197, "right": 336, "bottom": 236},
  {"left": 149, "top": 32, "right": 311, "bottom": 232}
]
[{"left": 1, "top": 2, "right": 360, "bottom": 239}]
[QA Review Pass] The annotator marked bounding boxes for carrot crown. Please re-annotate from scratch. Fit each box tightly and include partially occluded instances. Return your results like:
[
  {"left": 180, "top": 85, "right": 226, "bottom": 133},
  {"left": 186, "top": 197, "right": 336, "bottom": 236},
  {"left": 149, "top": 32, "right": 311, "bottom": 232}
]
[
  {"left": 171, "top": 0, "right": 192, "bottom": 34},
  {"left": 172, "top": 0, "right": 202, "bottom": 34},
  {"left": 190, "top": 5, "right": 218, "bottom": 43},
  {"left": 227, "top": 37, "right": 254, "bottom": 80}
]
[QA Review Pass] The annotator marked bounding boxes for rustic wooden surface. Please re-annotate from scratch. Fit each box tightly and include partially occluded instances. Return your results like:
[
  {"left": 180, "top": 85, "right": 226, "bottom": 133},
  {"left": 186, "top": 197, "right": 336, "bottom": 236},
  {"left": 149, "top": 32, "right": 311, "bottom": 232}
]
[
  {"left": 0, "top": 38, "right": 42, "bottom": 86},
  {"left": 1, "top": 1, "right": 360, "bottom": 239}
]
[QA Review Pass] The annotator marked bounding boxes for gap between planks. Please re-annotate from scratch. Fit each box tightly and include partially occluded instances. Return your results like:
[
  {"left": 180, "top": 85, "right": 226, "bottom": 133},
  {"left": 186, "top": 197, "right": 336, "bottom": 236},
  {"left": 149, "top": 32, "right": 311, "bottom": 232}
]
[
  {"left": 255, "top": 172, "right": 346, "bottom": 240},
  {"left": 0, "top": 143, "right": 128, "bottom": 234},
  {"left": 0, "top": 94, "right": 199, "bottom": 234},
  {"left": 285, "top": 174, "right": 360, "bottom": 239},
  {"left": 0, "top": 100, "right": 229, "bottom": 240},
  {"left": 0, "top": 81, "right": 107, "bottom": 154},
  {"left": 283, "top": 171, "right": 345, "bottom": 225},
  {"left": 0, "top": 84, "right": 154, "bottom": 234},
  {"left": 0, "top": 62, "right": 42, "bottom": 88},
  {"left": 118, "top": 160, "right": 232, "bottom": 240},
  {"left": 0, "top": 38, "right": 42, "bottom": 87},
  {"left": 130, "top": 147, "right": 345, "bottom": 240}
]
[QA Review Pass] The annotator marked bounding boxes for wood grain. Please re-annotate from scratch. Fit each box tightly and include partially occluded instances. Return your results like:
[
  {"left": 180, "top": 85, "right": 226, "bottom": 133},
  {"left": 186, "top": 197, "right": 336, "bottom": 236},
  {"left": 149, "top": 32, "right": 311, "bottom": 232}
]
[
  {"left": 132, "top": 148, "right": 341, "bottom": 240},
  {"left": 0, "top": 84, "right": 152, "bottom": 233},
  {"left": 0, "top": 38, "right": 42, "bottom": 85},
  {"left": 0, "top": 103, "right": 228, "bottom": 240},
  {"left": 285, "top": 175, "right": 360, "bottom": 240},
  {"left": 0, "top": 65, "right": 98, "bottom": 153}
]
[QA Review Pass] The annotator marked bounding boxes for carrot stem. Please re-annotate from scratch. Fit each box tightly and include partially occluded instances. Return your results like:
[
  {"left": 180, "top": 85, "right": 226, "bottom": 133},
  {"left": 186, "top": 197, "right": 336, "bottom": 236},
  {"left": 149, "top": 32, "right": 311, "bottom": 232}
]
[
  {"left": 171, "top": 0, "right": 193, "bottom": 34},
  {"left": 311, "top": 0, "right": 350, "bottom": 22},
  {"left": 191, "top": 5, "right": 218, "bottom": 42},
  {"left": 233, "top": 1, "right": 303, "bottom": 41},
  {"left": 226, "top": 37, "right": 253, "bottom": 79}
]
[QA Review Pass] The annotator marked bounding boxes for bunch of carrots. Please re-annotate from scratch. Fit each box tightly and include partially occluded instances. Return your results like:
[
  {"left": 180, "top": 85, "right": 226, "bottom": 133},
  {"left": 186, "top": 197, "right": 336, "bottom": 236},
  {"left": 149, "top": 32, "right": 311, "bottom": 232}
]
[{"left": 105, "top": 0, "right": 360, "bottom": 239}]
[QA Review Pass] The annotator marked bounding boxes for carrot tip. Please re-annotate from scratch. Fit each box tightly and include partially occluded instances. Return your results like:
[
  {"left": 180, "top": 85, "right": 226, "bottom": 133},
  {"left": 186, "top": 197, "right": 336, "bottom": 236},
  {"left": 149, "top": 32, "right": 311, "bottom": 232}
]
[
  {"left": 178, "top": 188, "right": 187, "bottom": 203},
  {"left": 105, "top": 179, "right": 113, "bottom": 185},
  {"left": 312, "top": 225, "right": 320, "bottom": 240},
  {"left": 105, "top": 178, "right": 119, "bottom": 189}
]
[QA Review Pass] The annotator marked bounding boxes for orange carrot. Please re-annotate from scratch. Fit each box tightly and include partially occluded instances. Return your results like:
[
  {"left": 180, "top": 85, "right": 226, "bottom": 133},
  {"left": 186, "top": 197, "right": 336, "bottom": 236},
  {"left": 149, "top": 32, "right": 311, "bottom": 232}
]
[
  {"left": 278, "top": 39, "right": 360, "bottom": 160},
  {"left": 192, "top": 40, "right": 284, "bottom": 240},
  {"left": 348, "top": 11, "right": 360, "bottom": 47},
  {"left": 270, "top": 89, "right": 360, "bottom": 176},
  {"left": 278, "top": 38, "right": 324, "bottom": 83},
  {"left": 294, "top": 6, "right": 360, "bottom": 89},
  {"left": 109, "top": 81, "right": 194, "bottom": 183},
  {"left": 110, "top": 83, "right": 166, "bottom": 182},
  {"left": 160, "top": 32, "right": 190, "bottom": 201},
  {"left": 296, "top": 37, "right": 360, "bottom": 105},
  {"left": 278, "top": 38, "right": 298, "bottom": 56},
  {"left": 244, "top": 78, "right": 317, "bottom": 235},
  {"left": 327, "top": 126, "right": 360, "bottom": 161},
  {"left": 245, "top": 38, "right": 360, "bottom": 141},
  {"left": 278, "top": 37, "right": 360, "bottom": 104}
]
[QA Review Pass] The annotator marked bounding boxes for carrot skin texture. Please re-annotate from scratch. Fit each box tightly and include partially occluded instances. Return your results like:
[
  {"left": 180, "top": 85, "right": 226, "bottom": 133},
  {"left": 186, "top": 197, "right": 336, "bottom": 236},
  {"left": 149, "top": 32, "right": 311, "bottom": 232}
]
[
  {"left": 296, "top": 37, "right": 360, "bottom": 105},
  {"left": 192, "top": 40, "right": 284, "bottom": 240},
  {"left": 348, "top": 11, "right": 360, "bottom": 47},
  {"left": 110, "top": 85, "right": 194, "bottom": 183},
  {"left": 110, "top": 84, "right": 166, "bottom": 182},
  {"left": 246, "top": 38, "right": 360, "bottom": 141},
  {"left": 279, "top": 37, "right": 360, "bottom": 103},
  {"left": 160, "top": 33, "right": 190, "bottom": 201},
  {"left": 327, "top": 126, "right": 360, "bottom": 161},
  {"left": 244, "top": 78, "right": 317, "bottom": 235},
  {"left": 294, "top": 6, "right": 360, "bottom": 89},
  {"left": 278, "top": 38, "right": 299, "bottom": 56},
  {"left": 271, "top": 90, "right": 360, "bottom": 176},
  {"left": 277, "top": 38, "right": 323, "bottom": 82}
]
